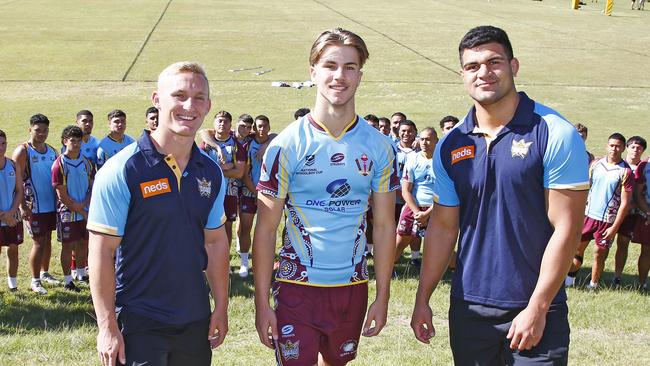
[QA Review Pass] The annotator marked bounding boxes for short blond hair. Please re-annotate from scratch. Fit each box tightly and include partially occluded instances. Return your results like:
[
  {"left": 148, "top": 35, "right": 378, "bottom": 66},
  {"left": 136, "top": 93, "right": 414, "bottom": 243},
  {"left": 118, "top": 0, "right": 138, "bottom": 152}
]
[
  {"left": 157, "top": 61, "right": 209, "bottom": 92},
  {"left": 309, "top": 28, "right": 369, "bottom": 68}
]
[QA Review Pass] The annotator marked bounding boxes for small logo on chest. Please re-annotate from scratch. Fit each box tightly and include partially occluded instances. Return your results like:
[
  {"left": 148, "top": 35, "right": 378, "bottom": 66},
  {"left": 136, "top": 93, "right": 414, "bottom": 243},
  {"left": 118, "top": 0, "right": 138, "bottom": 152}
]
[
  {"left": 197, "top": 177, "right": 212, "bottom": 198},
  {"left": 355, "top": 154, "right": 373, "bottom": 176},
  {"left": 511, "top": 139, "right": 533, "bottom": 159}
]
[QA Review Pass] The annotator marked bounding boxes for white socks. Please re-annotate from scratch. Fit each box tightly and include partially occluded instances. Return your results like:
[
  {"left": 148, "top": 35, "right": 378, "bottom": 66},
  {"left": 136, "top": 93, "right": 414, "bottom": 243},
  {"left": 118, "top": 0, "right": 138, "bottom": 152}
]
[{"left": 240, "top": 252, "right": 249, "bottom": 267}]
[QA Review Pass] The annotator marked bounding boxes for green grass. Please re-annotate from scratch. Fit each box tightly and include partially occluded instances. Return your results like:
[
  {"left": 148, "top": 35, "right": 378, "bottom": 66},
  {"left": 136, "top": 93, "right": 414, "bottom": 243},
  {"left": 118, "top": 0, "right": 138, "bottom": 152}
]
[{"left": 0, "top": 0, "right": 649, "bottom": 364}]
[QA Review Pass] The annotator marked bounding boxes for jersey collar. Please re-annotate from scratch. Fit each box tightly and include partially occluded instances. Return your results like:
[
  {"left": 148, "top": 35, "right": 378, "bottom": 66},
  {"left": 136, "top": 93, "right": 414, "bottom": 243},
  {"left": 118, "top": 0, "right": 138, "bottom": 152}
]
[
  {"left": 458, "top": 92, "right": 535, "bottom": 136},
  {"left": 137, "top": 130, "right": 204, "bottom": 169}
]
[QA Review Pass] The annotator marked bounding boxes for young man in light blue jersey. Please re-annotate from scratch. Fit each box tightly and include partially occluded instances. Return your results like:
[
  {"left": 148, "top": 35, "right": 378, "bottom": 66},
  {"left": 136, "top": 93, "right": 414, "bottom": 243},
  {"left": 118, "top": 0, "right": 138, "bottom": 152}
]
[
  {"left": 0, "top": 130, "right": 23, "bottom": 292},
  {"left": 566, "top": 133, "right": 633, "bottom": 289},
  {"left": 96, "top": 109, "right": 135, "bottom": 169},
  {"left": 52, "top": 126, "right": 94, "bottom": 292},
  {"left": 411, "top": 26, "right": 589, "bottom": 365},
  {"left": 395, "top": 127, "right": 437, "bottom": 264},
  {"left": 72, "top": 110, "right": 100, "bottom": 165},
  {"left": 254, "top": 28, "right": 399, "bottom": 366},
  {"left": 13, "top": 114, "right": 60, "bottom": 294}
]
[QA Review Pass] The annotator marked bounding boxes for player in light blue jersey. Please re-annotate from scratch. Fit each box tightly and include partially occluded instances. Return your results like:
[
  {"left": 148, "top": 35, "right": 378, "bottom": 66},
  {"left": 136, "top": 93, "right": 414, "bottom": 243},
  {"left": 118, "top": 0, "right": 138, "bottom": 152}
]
[
  {"left": 12, "top": 114, "right": 60, "bottom": 294},
  {"left": 254, "top": 28, "right": 400, "bottom": 366},
  {"left": 395, "top": 127, "right": 437, "bottom": 265},
  {"left": 0, "top": 130, "right": 23, "bottom": 292},
  {"left": 390, "top": 112, "right": 406, "bottom": 147},
  {"left": 96, "top": 109, "right": 135, "bottom": 169},
  {"left": 62, "top": 110, "right": 99, "bottom": 165},
  {"left": 52, "top": 126, "right": 94, "bottom": 292}
]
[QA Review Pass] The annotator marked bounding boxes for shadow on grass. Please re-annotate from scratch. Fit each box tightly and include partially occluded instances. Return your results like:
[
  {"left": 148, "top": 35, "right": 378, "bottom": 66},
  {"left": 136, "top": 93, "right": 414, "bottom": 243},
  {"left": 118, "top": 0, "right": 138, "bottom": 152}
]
[
  {"left": 0, "top": 288, "right": 95, "bottom": 334},
  {"left": 569, "top": 266, "right": 648, "bottom": 295}
]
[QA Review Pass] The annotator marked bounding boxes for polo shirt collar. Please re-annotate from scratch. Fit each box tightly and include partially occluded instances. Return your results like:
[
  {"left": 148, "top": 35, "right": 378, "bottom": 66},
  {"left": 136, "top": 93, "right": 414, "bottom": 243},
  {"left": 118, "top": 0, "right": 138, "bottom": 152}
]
[
  {"left": 137, "top": 130, "right": 204, "bottom": 168},
  {"left": 458, "top": 92, "right": 534, "bottom": 135}
]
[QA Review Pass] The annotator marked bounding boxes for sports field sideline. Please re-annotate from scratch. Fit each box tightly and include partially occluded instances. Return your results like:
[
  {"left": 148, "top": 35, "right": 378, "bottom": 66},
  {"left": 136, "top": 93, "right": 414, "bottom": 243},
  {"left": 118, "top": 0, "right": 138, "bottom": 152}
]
[{"left": 0, "top": 0, "right": 649, "bottom": 365}]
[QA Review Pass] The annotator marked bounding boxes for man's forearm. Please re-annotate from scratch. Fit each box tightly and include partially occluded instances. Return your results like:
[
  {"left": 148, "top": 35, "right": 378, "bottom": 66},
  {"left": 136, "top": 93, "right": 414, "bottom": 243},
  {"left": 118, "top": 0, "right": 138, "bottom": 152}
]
[
  {"left": 205, "top": 239, "right": 230, "bottom": 312},
  {"left": 415, "top": 220, "right": 457, "bottom": 305},
  {"left": 253, "top": 226, "right": 278, "bottom": 307},
  {"left": 372, "top": 221, "right": 395, "bottom": 301}
]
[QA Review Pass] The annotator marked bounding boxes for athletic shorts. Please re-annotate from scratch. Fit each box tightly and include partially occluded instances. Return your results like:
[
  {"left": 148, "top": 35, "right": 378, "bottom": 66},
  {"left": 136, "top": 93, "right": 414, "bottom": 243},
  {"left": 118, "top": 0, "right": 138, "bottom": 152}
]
[
  {"left": 57, "top": 220, "right": 88, "bottom": 244},
  {"left": 449, "top": 298, "right": 569, "bottom": 366},
  {"left": 224, "top": 195, "right": 238, "bottom": 222},
  {"left": 397, "top": 205, "right": 429, "bottom": 237},
  {"left": 632, "top": 217, "right": 650, "bottom": 246},
  {"left": 117, "top": 311, "right": 211, "bottom": 366},
  {"left": 0, "top": 224, "right": 24, "bottom": 246},
  {"left": 26, "top": 212, "right": 56, "bottom": 238},
  {"left": 581, "top": 216, "right": 613, "bottom": 249},
  {"left": 239, "top": 186, "right": 257, "bottom": 214},
  {"left": 273, "top": 281, "right": 368, "bottom": 366},
  {"left": 394, "top": 203, "right": 404, "bottom": 222},
  {"left": 618, "top": 213, "right": 638, "bottom": 237}
]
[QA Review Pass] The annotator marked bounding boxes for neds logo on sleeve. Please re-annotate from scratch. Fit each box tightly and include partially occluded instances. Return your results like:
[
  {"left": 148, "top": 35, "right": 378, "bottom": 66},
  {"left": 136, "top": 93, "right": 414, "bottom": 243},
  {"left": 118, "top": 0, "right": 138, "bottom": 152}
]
[
  {"left": 140, "top": 178, "right": 171, "bottom": 198},
  {"left": 451, "top": 145, "right": 475, "bottom": 165}
]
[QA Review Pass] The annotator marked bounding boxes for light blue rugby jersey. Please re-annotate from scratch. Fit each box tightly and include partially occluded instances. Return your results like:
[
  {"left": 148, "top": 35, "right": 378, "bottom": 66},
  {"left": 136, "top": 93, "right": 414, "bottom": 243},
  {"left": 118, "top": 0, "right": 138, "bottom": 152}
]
[
  {"left": 403, "top": 152, "right": 434, "bottom": 207},
  {"left": 51, "top": 154, "right": 94, "bottom": 222},
  {"left": 0, "top": 159, "right": 18, "bottom": 227},
  {"left": 257, "top": 114, "right": 400, "bottom": 286},
  {"left": 97, "top": 134, "right": 135, "bottom": 168},
  {"left": 25, "top": 143, "right": 57, "bottom": 213},
  {"left": 247, "top": 138, "right": 267, "bottom": 188},
  {"left": 584, "top": 158, "right": 633, "bottom": 224},
  {"left": 395, "top": 144, "right": 415, "bottom": 204}
]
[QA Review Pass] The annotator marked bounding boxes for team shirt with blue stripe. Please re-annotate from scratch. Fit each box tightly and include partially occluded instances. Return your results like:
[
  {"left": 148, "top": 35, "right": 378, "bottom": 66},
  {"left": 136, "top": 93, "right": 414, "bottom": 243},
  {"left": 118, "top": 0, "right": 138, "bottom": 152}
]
[
  {"left": 403, "top": 152, "right": 434, "bottom": 207},
  {"left": 51, "top": 155, "right": 94, "bottom": 222},
  {"left": 585, "top": 158, "right": 633, "bottom": 224},
  {"left": 200, "top": 135, "right": 247, "bottom": 197},
  {"left": 395, "top": 144, "right": 415, "bottom": 205},
  {"left": 0, "top": 159, "right": 18, "bottom": 227},
  {"left": 258, "top": 115, "right": 400, "bottom": 286},
  {"left": 96, "top": 134, "right": 135, "bottom": 168},
  {"left": 637, "top": 160, "right": 650, "bottom": 207},
  {"left": 24, "top": 143, "right": 57, "bottom": 213},
  {"left": 247, "top": 138, "right": 267, "bottom": 188},
  {"left": 87, "top": 131, "right": 227, "bottom": 325},
  {"left": 433, "top": 92, "right": 589, "bottom": 308}
]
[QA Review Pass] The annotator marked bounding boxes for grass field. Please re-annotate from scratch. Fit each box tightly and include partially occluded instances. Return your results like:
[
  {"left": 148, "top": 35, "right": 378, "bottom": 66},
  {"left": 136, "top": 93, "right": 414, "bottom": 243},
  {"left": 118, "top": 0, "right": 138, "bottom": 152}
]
[{"left": 0, "top": 0, "right": 649, "bottom": 364}]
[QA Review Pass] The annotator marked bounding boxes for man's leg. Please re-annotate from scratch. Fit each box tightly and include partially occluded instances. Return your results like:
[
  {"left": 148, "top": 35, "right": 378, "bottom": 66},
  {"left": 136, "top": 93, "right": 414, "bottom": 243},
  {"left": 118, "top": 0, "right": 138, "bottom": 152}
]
[
  {"left": 614, "top": 234, "right": 630, "bottom": 284},
  {"left": 237, "top": 211, "right": 255, "bottom": 278},
  {"left": 591, "top": 245, "right": 609, "bottom": 287},
  {"left": 565, "top": 240, "right": 589, "bottom": 287},
  {"left": 168, "top": 319, "right": 212, "bottom": 366},
  {"left": 60, "top": 240, "right": 80, "bottom": 292},
  {"left": 638, "top": 244, "right": 650, "bottom": 289},
  {"left": 7, "top": 244, "right": 19, "bottom": 288},
  {"left": 448, "top": 298, "right": 505, "bottom": 365}
]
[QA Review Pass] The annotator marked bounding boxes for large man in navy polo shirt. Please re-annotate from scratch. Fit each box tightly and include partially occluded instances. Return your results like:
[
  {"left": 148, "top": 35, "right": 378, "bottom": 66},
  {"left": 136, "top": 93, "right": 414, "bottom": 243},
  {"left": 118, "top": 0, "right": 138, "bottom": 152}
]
[
  {"left": 87, "top": 62, "right": 230, "bottom": 366},
  {"left": 411, "top": 26, "right": 589, "bottom": 365}
]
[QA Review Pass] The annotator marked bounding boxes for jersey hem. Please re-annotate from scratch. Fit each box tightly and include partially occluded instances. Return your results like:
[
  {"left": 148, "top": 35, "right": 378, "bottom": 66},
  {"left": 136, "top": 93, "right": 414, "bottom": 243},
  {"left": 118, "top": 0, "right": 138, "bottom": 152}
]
[{"left": 275, "top": 279, "right": 369, "bottom": 288}]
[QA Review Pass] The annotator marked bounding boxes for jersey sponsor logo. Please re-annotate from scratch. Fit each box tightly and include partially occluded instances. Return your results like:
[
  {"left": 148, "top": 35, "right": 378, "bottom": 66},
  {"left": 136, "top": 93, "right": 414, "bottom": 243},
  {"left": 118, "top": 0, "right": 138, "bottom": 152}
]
[
  {"left": 330, "top": 153, "right": 345, "bottom": 166},
  {"left": 281, "top": 325, "right": 294, "bottom": 337},
  {"left": 511, "top": 139, "right": 533, "bottom": 159},
  {"left": 354, "top": 154, "right": 373, "bottom": 176},
  {"left": 451, "top": 145, "right": 475, "bottom": 165},
  {"left": 140, "top": 178, "right": 171, "bottom": 198},
  {"left": 339, "top": 340, "right": 358, "bottom": 357},
  {"left": 197, "top": 177, "right": 212, "bottom": 198},
  {"left": 305, "top": 154, "right": 316, "bottom": 166},
  {"left": 326, "top": 179, "right": 351, "bottom": 198},
  {"left": 279, "top": 340, "right": 300, "bottom": 360}
]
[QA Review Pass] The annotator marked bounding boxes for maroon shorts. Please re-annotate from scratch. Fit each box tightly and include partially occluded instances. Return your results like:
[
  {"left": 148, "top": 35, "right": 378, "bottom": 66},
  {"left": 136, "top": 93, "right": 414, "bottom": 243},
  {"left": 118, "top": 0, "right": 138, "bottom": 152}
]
[
  {"left": 224, "top": 195, "right": 238, "bottom": 222},
  {"left": 57, "top": 220, "right": 88, "bottom": 244},
  {"left": 618, "top": 213, "right": 639, "bottom": 237},
  {"left": 397, "top": 205, "right": 429, "bottom": 237},
  {"left": 581, "top": 216, "right": 613, "bottom": 249},
  {"left": 273, "top": 281, "right": 368, "bottom": 366},
  {"left": 0, "top": 224, "right": 24, "bottom": 246},
  {"left": 26, "top": 212, "right": 56, "bottom": 238},
  {"left": 632, "top": 217, "right": 650, "bottom": 246},
  {"left": 239, "top": 186, "right": 257, "bottom": 214}
]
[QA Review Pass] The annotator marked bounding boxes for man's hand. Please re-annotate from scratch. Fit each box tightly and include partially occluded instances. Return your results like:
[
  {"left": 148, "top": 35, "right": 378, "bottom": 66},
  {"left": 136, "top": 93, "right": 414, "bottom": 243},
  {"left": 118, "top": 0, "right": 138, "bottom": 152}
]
[
  {"left": 410, "top": 303, "right": 435, "bottom": 344},
  {"left": 97, "top": 326, "right": 126, "bottom": 366},
  {"left": 362, "top": 300, "right": 388, "bottom": 337},
  {"left": 413, "top": 210, "right": 430, "bottom": 225},
  {"left": 602, "top": 227, "right": 617, "bottom": 242},
  {"left": 208, "top": 306, "right": 228, "bottom": 349},
  {"left": 506, "top": 305, "right": 546, "bottom": 351},
  {"left": 255, "top": 303, "right": 278, "bottom": 349}
]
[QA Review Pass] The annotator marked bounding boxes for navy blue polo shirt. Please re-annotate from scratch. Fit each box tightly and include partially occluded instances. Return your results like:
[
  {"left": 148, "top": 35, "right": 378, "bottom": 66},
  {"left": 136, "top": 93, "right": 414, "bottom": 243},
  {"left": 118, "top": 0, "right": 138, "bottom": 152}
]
[
  {"left": 433, "top": 92, "right": 589, "bottom": 308},
  {"left": 87, "top": 130, "right": 226, "bottom": 325}
]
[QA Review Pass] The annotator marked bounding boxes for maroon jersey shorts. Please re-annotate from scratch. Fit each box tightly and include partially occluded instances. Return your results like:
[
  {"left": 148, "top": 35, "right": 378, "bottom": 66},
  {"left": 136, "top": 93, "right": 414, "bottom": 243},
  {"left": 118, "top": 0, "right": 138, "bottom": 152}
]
[
  {"left": 57, "top": 220, "right": 88, "bottom": 244},
  {"left": 239, "top": 186, "right": 257, "bottom": 214},
  {"left": 632, "top": 216, "right": 650, "bottom": 246},
  {"left": 26, "top": 212, "right": 56, "bottom": 238},
  {"left": 618, "top": 213, "right": 638, "bottom": 237},
  {"left": 273, "top": 281, "right": 368, "bottom": 366},
  {"left": 397, "top": 205, "right": 429, "bottom": 237},
  {"left": 581, "top": 216, "right": 613, "bottom": 249},
  {"left": 224, "top": 195, "right": 238, "bottom": 222},
  {"left": 0, "top": 224, "right": 24, "bottom": 246}
]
